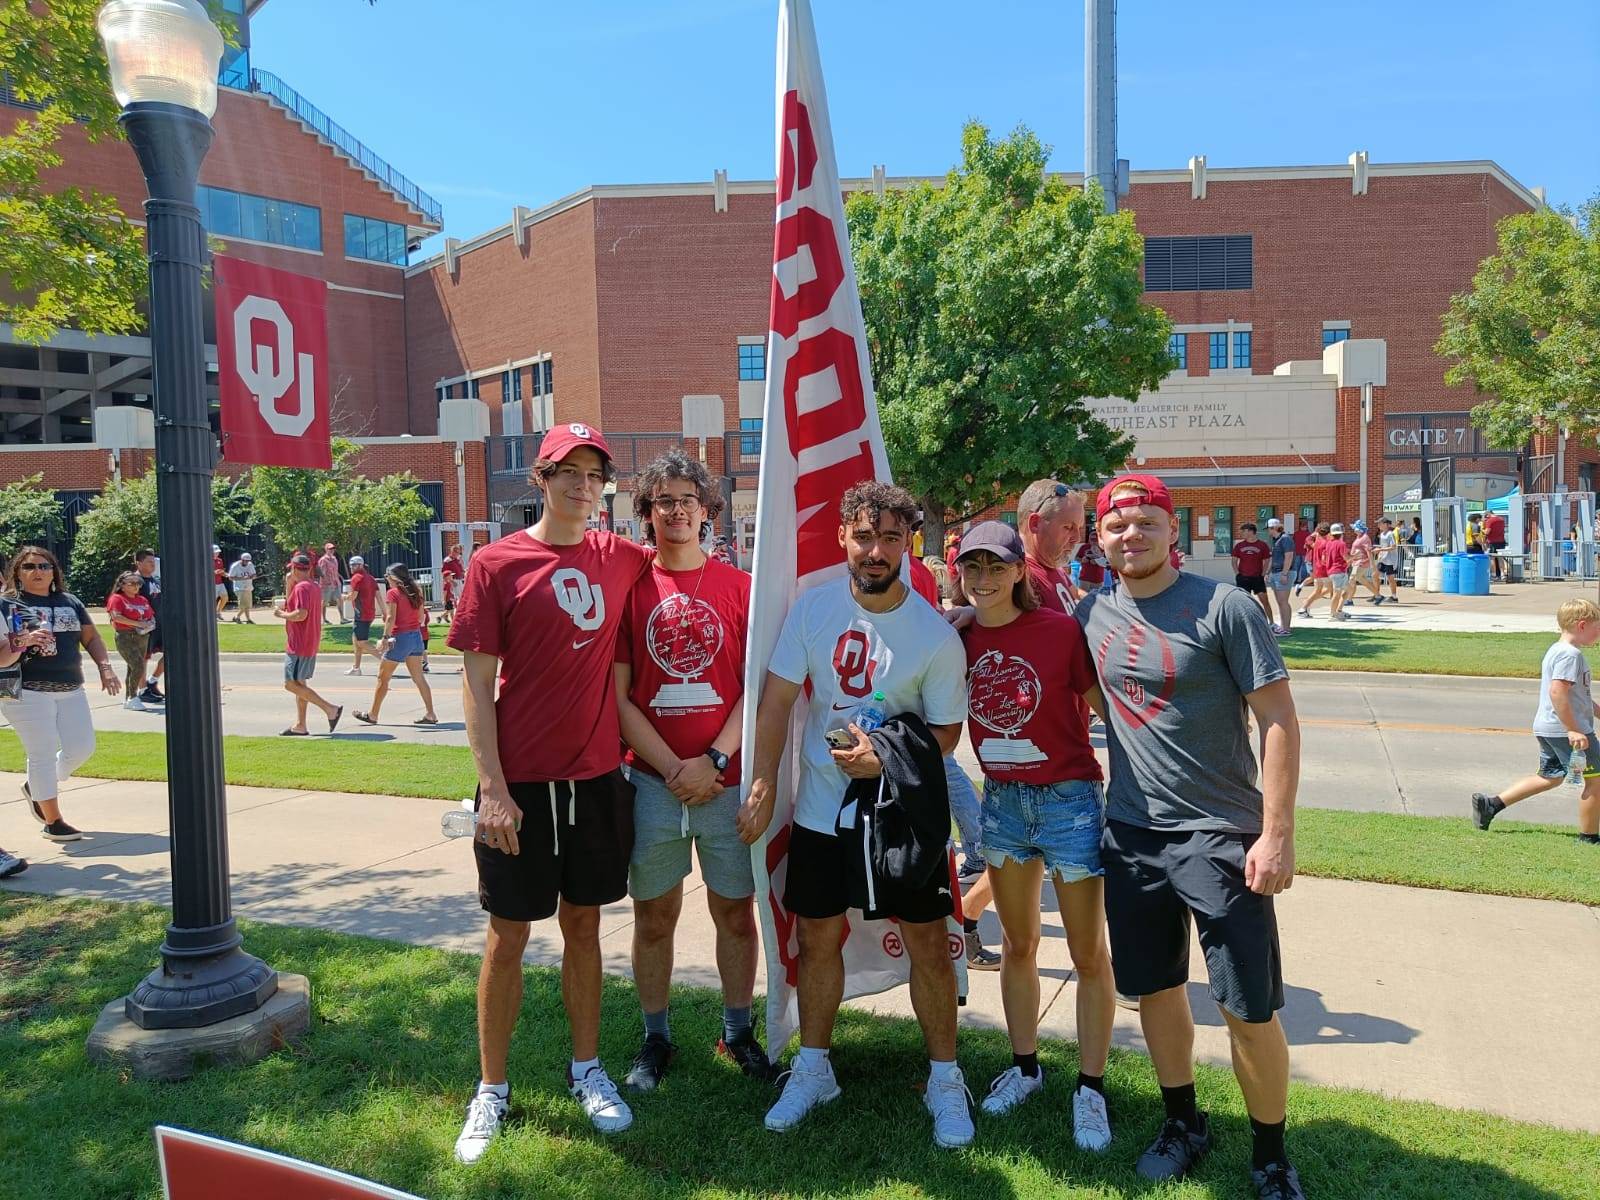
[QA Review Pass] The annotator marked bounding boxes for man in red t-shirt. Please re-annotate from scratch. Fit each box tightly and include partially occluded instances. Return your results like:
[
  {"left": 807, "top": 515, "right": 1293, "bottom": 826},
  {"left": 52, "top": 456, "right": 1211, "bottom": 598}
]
[
  {"left": 441, "top": 543, "right": 466, "bottom": 620},
  {"left": 1230, "top": 523, "right": 1272, "bottom": 621},
  {"left": 611, "top": 450, "right": 766, "bottom": 1091},
  {"left": 447, "top": 422, "right": 654, "bottom": 1158},
  {"left": 272, "top": 555, "right": 341, "bottom": 735},
  {"left": 341, "top": 555, "right": 380, "bottom": 675},
  {"left": 1017, "top": 479, "right": 1086, "bottom": 613},
  {"left": 1484, "top": 510, "right": 1508, "bottom": 580}
]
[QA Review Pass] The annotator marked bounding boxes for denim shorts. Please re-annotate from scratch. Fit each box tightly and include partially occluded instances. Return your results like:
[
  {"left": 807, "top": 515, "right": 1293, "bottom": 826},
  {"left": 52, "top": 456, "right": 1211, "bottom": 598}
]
[
  {"left": 384, "top": 629, "right": 425, "bottom": 661},
  {"left": 944, "top": 755, "right": 985, "bottom": 869},
  {"left": 1536, "top": 735, "right": 1599, "bottom": 780},
  {"left": 980, "top": 777, "right": 1105, "bottom": 883}
]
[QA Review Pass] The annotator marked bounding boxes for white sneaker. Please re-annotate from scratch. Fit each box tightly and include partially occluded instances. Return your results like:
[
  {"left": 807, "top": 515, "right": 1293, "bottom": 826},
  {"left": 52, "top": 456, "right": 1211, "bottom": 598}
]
[
  {"left": 453, "top": 1089, "right": 508, "bottom": 1164},
  {"left": 345, "top": 666, "right": 362, "bottom": 675},
  {"left": 980, "top": 1064, "right": 1044, "bottom": 1115},
  {"left": 924, "top": 1067, "right": 975, "bottom": 1148},
  {"left": 569, "top": 1065, "right": 632, "bottom": 1134},
  {"left": 1072, "top": 1084, "right": 1112, "bottom": 1152},
  {"left": 765, "top": 1059, "right": 841, "bottom": 1131},
  {"left": 123, "top": 696, "right": 147, "bottom": 711}
]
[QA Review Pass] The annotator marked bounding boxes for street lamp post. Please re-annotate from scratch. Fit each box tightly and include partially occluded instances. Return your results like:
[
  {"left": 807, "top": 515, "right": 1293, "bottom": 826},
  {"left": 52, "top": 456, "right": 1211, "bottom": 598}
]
[{"left": 99, "top": 0, "right": 278, "bottom": 1029}]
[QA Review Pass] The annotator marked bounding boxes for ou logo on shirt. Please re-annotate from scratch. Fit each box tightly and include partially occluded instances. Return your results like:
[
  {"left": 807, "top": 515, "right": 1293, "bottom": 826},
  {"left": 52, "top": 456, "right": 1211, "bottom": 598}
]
[
  {"left": 832, "top": 629, "right": 877, "bottom": 699},
  {"left": 553, "top": 568, "right": 605, "bottom": 633}
]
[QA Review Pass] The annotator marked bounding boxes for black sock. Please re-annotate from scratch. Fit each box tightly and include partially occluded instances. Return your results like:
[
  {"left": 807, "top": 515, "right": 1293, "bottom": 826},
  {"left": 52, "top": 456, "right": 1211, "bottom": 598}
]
[
  {"left": 1250, "top": 1116, "right": 1287, "bottom": 1170},
  {"left": 1161, "top": 1082, "right": 1199, "bottom": 1127},
  {"left": 1076, "top": 1070, "right": 1104, "bottom": 1095},
  {"left": 1488, "top": 795, "right": 1506, "bottom": 816},
  {"left": 1013, "top": 1051, "right": 1039, "bottom": 1078},
  {"left": 962, "top": 918, "right": 978, "bottom": 934},
  {"left": 1580, "top": 832, "right": 1599, "bottom": 844}
]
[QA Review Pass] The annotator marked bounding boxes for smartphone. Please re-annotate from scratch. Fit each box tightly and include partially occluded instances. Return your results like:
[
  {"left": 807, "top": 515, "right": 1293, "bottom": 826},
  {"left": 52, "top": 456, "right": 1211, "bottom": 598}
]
[{"left": 824, "top": 726, "right": 855, "bottom": 750}]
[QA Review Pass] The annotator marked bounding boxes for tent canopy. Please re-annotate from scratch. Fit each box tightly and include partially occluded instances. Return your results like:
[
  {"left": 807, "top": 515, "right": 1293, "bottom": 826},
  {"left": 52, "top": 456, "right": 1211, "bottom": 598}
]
[{"left": 1486, "top": 487, "right": 1520, "bottom": 514}]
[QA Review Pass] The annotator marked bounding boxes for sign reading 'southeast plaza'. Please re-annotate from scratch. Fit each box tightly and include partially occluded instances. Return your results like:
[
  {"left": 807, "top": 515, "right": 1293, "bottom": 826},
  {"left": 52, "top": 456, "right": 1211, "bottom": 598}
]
[{"left": 1088, "top": 369, "right": 1339, "bottom": 459}]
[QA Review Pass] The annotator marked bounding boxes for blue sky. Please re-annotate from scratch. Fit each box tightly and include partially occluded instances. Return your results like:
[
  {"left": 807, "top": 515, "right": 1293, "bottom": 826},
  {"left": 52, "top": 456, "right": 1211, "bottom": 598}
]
[{"left": 246, "top": 0, "right": 1599, "bottom": 253}]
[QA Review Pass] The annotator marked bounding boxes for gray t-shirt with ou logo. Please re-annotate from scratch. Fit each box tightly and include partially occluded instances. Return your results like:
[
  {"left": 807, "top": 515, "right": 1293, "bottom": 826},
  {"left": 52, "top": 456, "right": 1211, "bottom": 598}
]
[
  {"left": 1531, "top": 640, "right": 1594, "bottom": 737},
  {"left": 1076, "top": 572, "right": 1289, "bottom": 834}
]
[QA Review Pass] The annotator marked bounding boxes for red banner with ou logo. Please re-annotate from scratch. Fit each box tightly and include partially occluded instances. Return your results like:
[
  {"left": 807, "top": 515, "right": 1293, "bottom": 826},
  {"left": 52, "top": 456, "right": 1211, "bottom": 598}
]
[{"left": 215, "top": 255, "right": 332, "bottom": 469}]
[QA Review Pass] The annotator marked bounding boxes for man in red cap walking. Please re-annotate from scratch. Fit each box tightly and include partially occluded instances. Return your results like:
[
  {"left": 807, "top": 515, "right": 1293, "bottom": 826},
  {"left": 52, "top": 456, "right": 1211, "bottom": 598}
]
[
  {"left": 1076, "top": 474, "right": 1306, "bottom": 1200},
  {"left": 447, "top": 422, "right": 655, "bottom": 1161}
]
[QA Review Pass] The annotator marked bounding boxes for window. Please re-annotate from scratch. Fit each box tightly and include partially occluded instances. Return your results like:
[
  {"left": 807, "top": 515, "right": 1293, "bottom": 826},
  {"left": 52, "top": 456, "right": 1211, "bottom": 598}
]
[
  {"left": 738, "top": 343, "right": 766, "bottom": 381},
  {"left": 198, "top": 185, "right": 321, "bottom": 251},
  {"left": 1167, "top": 333, "right": 1187, "bottom": 370},
  {"left": 1208, "top": 333, "right": 1228, "bottom": 370},
  {"left": 502, "top": 392, "right": 524, "bottom": 473},
  {"left": 739, "top": 417, "right": 762, "bottom": 456},
  {"left": 1175, "top": 508, "right": 1192, "bottom": 555},
  {"left": 506, "top": 368, "right": 523, "bottom": 403},
  {"left": 1143, "top": 235, "right": 1252, "bottom": 291},
  {"left": 1257, "top": 505, "right": 1276, "bottom": 531},
  {"left": 1299, "top": 503, "right": 1318, "bottom": 527},
  {"left": 1233, "top": 331, "right": 1251, "bottom": 369},
  {"left": 542, "top": 360, "right": 553, "bottom": 394},
  {"left": 343, "top": 213, "right": 408, "bottom": 265},
  {"left": 1213, "top": 506, "right": 1233, "bottom": 555},
  {"left": 217, "top": 44, "right": 250, "bottom": 90},
  {"left": 1322, "top": 327, "right": 1350, "bottom": 347},
  {"left": 464, "top": 377, "right": 479, "bottom": 399}
]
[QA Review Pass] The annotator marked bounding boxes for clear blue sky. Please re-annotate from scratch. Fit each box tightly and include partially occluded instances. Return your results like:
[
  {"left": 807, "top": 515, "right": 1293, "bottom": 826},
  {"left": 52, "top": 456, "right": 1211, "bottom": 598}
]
[{"left": 248, "top": 0, "right": 1599, "bottom": 254}]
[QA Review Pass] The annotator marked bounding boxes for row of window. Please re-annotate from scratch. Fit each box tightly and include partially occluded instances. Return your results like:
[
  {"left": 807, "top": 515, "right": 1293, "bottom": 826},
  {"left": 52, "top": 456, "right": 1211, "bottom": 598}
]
[
  {"left": 1167, "top": 327, "right": 1352, "bottom": 371},
  {"left": 439, "top": 360, "right": 554, "bottom": 405},
  {"left": 197, "top": 184, "right": 322, "bottom": 251},
  {"left": 344, "top": 214, "right": 409, "bottom": 265}
]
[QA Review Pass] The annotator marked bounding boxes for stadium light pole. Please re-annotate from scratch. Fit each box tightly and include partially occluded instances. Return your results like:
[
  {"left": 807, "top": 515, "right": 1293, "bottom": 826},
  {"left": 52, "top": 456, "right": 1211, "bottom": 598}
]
[{"left": 99, "top": 0, "right": 278, "bottom": 1029}]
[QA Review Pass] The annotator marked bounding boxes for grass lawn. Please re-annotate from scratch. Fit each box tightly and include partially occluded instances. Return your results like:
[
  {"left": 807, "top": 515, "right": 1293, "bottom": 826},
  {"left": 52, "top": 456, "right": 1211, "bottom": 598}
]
[
  {"left": 213, "top": 622, "right": 462, "bottom": 656},
  {"left": 1277, "top": 628, "right": 1600, "bottom": 678},
  {"left": 3, "top": 894, "right": 1595, "bottom": 1200}
]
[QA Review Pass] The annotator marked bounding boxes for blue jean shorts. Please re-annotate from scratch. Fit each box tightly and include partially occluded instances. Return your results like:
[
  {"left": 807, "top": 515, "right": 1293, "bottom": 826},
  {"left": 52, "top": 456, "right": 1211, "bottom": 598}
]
[
  {"left": 944, "top": 755, "right": 985, "bottom": 869},
  {"left": 384, "top": 629, "right": 425, "bottom": 661},
  {"left": 981, "top": 777, "right": 1105, "bottom": 883},
  {"left": 627, "top": 768, "right": 754, "bottom": 902}
]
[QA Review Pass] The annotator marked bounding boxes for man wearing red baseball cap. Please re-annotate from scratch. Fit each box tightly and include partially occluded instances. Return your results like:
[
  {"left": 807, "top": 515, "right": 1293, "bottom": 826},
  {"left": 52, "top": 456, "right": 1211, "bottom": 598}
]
[
  {"left": 447, "top": 421, "right": 655, "bottom": 1160},
  {"left": 1076, "top": 473, "right": 1306, "bottom": 1199}
]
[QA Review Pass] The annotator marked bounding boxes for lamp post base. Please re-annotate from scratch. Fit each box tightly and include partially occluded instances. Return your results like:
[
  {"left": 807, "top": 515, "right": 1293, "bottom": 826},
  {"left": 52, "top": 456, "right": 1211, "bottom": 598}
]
[
  {"left": 91, "top": 973, "right": 309, "bottom": 1081},
  {"left": 125, "top": 945, "right": 279, "bottom": 1030}
]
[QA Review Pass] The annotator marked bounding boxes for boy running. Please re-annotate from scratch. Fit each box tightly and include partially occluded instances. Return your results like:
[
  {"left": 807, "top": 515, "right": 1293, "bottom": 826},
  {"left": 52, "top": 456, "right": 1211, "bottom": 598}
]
[{"left": 1471, "top": 598, "right": 1600, "bottom": 845}]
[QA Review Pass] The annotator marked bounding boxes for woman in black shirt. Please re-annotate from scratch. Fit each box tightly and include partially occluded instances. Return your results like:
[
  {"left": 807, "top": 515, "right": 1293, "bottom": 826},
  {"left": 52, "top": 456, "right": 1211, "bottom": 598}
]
[{"left": 1, "top": 547, "right": 120, "bottom": 842}]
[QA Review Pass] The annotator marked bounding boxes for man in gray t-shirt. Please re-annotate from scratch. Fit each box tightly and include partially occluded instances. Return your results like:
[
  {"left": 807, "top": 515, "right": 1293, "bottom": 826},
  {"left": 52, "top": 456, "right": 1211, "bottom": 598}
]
[{"left": 1078, "top": 473, "right": 1306, "bottom": 1199}]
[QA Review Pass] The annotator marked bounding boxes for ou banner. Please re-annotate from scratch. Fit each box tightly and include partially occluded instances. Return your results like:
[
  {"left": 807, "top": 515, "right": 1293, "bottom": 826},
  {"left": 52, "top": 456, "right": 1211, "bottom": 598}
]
[
  {"left": 741, "top": 0, "right": 966, "bottom": 1054},
  {"left": 154, "top": 1127, "right": 423, "bottom": 1200},
  {"left": 215, "top": 255, "right": 332, "bottom": 469}
]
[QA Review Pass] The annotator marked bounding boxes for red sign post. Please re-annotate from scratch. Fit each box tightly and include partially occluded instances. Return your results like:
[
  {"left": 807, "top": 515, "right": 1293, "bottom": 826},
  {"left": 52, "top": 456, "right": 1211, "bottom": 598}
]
[{"left": 214, "top": 255, "right": 333, "bottom": 469}]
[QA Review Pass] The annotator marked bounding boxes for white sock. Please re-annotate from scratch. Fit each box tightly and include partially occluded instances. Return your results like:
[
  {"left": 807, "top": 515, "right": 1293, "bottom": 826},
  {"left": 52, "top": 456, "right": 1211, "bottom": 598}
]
[
  {"left": 477, "top": 1080, "right": 509, "bottom": 1099},
  {"left": 795, "top": 1046, "right": 831, "bottom": 1073},
  {"left": 570, "top": 1056, "right": 600, "bottom": 1081},
  {"left": 929, "top": 1059, "right": 961, "bottom": 1084}
]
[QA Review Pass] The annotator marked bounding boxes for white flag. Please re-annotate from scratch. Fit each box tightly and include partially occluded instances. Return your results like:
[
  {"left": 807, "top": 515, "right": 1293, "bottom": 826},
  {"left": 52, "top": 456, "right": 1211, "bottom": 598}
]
[{"left": 742, "top": 0, "right": 967, "bottom": 1055}]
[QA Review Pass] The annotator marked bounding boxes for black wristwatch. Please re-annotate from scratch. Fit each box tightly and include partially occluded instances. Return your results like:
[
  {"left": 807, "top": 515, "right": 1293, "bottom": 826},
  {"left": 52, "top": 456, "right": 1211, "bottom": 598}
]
[{"left": 704, "top": 748, "right": 729, "bottom": 772}]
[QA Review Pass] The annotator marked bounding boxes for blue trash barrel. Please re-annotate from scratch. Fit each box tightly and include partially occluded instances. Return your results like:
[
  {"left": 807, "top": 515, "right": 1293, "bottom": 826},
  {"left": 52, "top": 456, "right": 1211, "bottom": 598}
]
[
  {"left": 1440, "top": 553, "right": 1461, "bottom": 594},
  {"left": 1465, "top": 553, "right": 1491, "bottom": 595}
]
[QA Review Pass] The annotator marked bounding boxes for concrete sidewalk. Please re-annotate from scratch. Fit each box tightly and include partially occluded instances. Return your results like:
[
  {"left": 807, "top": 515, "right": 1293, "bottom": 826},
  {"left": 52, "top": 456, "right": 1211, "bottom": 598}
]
[{"left": 2, "top": 771, "right": 1596, "bottom": 1133}]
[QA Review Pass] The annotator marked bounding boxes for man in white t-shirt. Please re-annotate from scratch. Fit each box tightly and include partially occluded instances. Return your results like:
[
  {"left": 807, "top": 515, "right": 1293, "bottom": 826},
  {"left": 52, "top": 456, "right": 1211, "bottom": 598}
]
[{"left": 740, "top": 480, "right": 972, "bottom": 1149}]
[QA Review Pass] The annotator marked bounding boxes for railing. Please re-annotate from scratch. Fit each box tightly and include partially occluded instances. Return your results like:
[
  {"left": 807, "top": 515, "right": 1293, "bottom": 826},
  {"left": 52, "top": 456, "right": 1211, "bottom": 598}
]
[{"left": 248, "top": 69, "right": 442, "bottom": 226}]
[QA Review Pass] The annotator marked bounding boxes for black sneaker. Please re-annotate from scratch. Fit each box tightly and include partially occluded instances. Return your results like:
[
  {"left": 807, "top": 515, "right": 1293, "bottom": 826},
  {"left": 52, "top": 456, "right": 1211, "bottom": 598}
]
[
  {"left": 1136, "top": 1114, "right": 1212, "bottom": 1181},
  {"left": 0, "top": 848, "right": 27, "bottom": 878},
  {"left": 1252, "top": 1161, "right": 1306, "bottom": 1199},
  {"left": 957, "top": 858, "right": 986, "bottom": 883},
  {"left": 140, "top": 683, "right": 164, "bottom": 703},
  {"left": 716, "top": 1031, "right": 775, "bottom": 1080},
  {"left": 965, "top": 929, "right": 1001, "bottom": 971},
  {"left": 623, "top": 1033, "right": 677, "bottom": 1091},
  {"left": 1470, "top": 792, "right": 1498, "bottom": 831},
  {"left": 42, "top": 819, "right": 82, "bottom": 843},
  {"left": 22, "top": 781, "right": 44, "bottom": 826}
]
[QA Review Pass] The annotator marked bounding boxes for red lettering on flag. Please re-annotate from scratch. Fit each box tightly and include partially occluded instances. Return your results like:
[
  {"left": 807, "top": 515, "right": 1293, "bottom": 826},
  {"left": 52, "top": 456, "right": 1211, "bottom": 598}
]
[
  {"left": 794, "top": 439, "right": 877, "bottom": 577},
  {"left": 770, "top": 207, "right": 845, "bottom": 339},
  {"left": 783, "top": 327, "right": 866, "bottom": 451},
  {"left": 778, "top": 91, "right": 818, "bottom": 203}
]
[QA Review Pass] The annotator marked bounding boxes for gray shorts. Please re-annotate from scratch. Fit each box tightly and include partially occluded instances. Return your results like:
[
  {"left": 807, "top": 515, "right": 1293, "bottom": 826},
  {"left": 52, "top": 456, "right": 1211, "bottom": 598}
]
[
  {"left": 283, "top": 654, "right": 317, "bottom": 683},
  {"left": 627, "top": 769, "right": 754, "bottom": 902}
]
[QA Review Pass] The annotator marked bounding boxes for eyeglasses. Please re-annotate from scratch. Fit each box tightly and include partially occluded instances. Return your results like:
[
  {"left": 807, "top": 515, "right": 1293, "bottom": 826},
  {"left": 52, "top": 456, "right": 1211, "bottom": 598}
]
[
  {"left": 17, "top": 563, "right": 51, "bottom": 572},
  {"left": 650, "top": 496, "right": 702, "bottom": 513}
]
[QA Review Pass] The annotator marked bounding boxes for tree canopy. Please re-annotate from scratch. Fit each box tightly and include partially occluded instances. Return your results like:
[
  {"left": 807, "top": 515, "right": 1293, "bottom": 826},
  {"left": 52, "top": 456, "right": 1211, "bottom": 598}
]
[
  {"left": 250, "top": 439, "right": 432, "bottom": 556},
  {"left": 846, "top": 121, "right": 1174, "bottom": 543},
  {"left": 0, "top": 474, "right": 62, "bottom": 560},
  {"left": 1437, "top": 196, "right": 1600, "bottom": 449}
]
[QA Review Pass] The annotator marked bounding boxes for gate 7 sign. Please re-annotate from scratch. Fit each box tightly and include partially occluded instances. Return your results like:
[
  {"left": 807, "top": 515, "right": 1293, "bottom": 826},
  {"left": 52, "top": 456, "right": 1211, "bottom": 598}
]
[{"left": 215, "top": 255, "right": 332, "bottom": 469}]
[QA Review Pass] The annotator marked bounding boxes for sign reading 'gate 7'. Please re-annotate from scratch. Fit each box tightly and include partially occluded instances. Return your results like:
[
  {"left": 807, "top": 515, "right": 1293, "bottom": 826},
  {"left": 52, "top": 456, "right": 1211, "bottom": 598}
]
[{"left": 215, "top": 255, "right": 333, "bottom": 470}]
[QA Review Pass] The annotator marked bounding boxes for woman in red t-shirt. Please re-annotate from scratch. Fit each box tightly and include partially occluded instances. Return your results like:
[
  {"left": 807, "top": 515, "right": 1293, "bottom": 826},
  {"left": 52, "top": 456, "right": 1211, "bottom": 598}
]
[
  {"left": 1296, "top": 525, "right": 1332, "bottom": 618},
  {"left": 106, "top": 570, "right": 157, "bottom": 708},
  {"left": 953, "top": 521, "right": 1117, "bottom": 1147},
  {"left": 352, "top": 563, "right": 437, "bottom": 726}
]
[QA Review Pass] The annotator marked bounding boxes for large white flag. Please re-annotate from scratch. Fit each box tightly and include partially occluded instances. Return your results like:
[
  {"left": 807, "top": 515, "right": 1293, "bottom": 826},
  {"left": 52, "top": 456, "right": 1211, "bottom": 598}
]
[{"left": 742, "top": 0, "right": 967, "bottom": 1055}]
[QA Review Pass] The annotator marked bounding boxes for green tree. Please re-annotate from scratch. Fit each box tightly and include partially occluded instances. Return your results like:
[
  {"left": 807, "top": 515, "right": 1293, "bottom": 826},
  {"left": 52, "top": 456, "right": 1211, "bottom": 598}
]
[
  {"left": 0, "top": 474, "right": 63, "bottom": 559},
  {"left": 250, "top": 438, "right": 430, "bottom": 559},
  {"left": 1437, "top": 196, "right": 1600, "bottom": 449},
  {"left": 846, "top": 121, "right": 1174, "bottom": 546}
]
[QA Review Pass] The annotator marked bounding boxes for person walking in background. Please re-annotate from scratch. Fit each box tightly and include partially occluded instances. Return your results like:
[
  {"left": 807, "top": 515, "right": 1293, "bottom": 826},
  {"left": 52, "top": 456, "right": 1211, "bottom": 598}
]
[
  {"left": 343, "top": 555, "right": 380, "bottom": 675},
  {"left": 1296, "top": 525, "right": 1328, "bottom": 618},
  {"left": 132, "top": 549, "right": 165, "bottom": 704},
  {"left": 1291, "top": 518, "right": 1311, "bottom": 590},
  {"left": 317, "top": 543, "right": 344, "bottom": 625},
  {"left": 1266, "top": 518, "right": 1296, "bottom": 637},
  {"left": 1323, "top": 523, "right": 1352, "bottom": 621},
  {"left": 105, "top": 571, "right": 156, "bottom": 711},
  {"left": 1472, "top": 598, "right": 1600, "bottom": 845},
  {"left": 212, "top": 544, "right": 229, "bottom": 621},
  {"left": 1375, "top": 518, "right": 1402, "bottom": 603},
  {"left": 274, "top": 554, "right": 342, "bottom": 737},
  {"left": 441, "top": 543, "right": 465, "bottom": 623},
  {"left": 1345, "top": 520, "right": 1382, "bottom": 607},
  {"left": 1409, "top": 517, "right": 1424, "bottom": 548},
  {"left": 1230, "top": 522, "right": 1272, "bottom": 622},
  {"left": 1484, "top": 508, "right": 1509, "bottom": 581},
  {"left": 227, "top": 552, "right": 257, "bottom": 623},
  {"left": 352, "top": 563, "right": 437, "bottom": 727},
  {"left": 1, "top": 547, "right": 121, "bottom": 843},
  {"left": 1, "top": 582, "right": 60, "bottom": 875}
]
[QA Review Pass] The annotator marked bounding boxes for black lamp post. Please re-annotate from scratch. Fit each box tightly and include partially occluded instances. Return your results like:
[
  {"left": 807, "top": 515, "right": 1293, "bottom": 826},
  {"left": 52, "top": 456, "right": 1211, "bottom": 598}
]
[{"left": 99, "top": 0, "right": 277, "bottom": 1029}]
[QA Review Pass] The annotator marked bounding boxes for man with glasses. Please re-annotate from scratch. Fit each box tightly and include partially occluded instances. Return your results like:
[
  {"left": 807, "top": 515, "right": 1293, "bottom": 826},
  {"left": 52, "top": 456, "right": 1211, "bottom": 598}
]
[{"left": 613, "top": 450, "right": 768, "bottom": 1091}]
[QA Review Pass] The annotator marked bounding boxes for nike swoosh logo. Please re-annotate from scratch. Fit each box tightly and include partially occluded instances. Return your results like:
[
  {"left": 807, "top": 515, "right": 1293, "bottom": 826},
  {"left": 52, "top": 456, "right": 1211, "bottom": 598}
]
[
  {"left": 571, "top": 637, "right": 596, "bottom": 650},
  {"left": 831, "top": 702, "right": 857, "bottom": 712}
]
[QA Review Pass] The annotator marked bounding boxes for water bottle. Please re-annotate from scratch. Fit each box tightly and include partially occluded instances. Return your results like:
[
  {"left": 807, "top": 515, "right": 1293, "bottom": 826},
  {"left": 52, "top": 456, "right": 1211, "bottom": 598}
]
[
  {"left": 441, "top": 806, "right": 477, "bottom": 838},
  {"left": 855, "top": 691, "right": 887, "bottom": 734},
  {"left": 1567, "top": 749, "right": 1587, "bottom": 788}
]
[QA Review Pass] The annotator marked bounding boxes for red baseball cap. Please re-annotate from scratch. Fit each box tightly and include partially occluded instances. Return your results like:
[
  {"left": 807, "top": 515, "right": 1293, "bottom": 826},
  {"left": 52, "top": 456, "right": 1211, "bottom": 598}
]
[
  {"left": 1095, "top": 473, "right": 1174, "bottom": 521},
  {"left": 537, "top": 421, "right": 612, "bottom": 464}
]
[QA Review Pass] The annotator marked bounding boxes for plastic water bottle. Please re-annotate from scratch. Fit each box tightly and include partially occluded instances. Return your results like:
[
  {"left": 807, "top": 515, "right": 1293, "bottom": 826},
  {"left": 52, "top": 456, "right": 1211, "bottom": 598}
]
[
  {"left": 1567, "top": 750, "right": 1587, "bottom": 788},
  {"left": 441, "top": 804, "right": 477, "bottom": 838},
  {"left": 855, "top": 691, "right": 887, "bottom": 734}
]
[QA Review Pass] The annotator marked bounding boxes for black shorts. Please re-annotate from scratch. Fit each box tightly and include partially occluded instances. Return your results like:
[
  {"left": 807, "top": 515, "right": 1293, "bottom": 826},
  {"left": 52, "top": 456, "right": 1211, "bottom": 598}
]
[
  {"left": 1101, "top": 819, "right": 1283, "bottom": 1022},
  {"left": 783, "top": 823, "right": 953, "bottom": 924},
  {"left": 1378, "top": 562, "right": 1399, "bottom": 578},
  {"left": 474, "top": 771, "right": 635, "bottom": 921},
  {"left": 352, "top": 619, "right": 373, "bottom": 642},
  {"left": 1235, "top": 574, "right": 1266, "bottom": 594}
]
